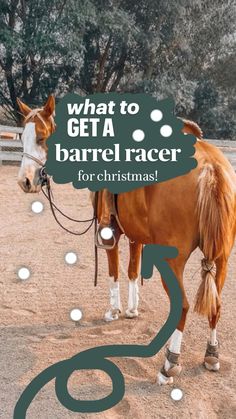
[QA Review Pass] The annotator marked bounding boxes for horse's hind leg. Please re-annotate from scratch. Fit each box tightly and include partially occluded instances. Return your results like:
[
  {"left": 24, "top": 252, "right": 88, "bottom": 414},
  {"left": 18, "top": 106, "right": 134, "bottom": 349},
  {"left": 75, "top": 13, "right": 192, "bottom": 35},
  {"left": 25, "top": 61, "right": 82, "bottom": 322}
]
[
  {"left": 104, "top": 244, "right": 122, "bottom": 321},
  {"left": 158, "top": 257, "right": 189, "bottom": 385},
  {"left": 125, "top": 242, "right": 142, "bottom": 319},
  {"left": 203, "top": 256, "right": 228, "bottom": 371}
]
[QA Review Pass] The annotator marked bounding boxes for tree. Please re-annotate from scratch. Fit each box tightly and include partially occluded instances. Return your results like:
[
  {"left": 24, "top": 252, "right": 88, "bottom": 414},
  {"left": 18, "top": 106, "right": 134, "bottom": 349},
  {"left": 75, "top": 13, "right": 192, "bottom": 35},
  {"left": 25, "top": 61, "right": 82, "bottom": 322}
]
[{"left": 0, "top": 0, "right": 86, "bottom": 121}]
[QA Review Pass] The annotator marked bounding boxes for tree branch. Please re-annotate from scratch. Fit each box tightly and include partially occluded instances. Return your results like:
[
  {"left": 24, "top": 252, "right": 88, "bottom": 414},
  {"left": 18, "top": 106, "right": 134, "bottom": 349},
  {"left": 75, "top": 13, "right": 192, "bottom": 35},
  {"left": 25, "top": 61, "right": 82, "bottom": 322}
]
[
  {"left": 109, "top": 46, "right": 127, "bottom": 92},
  {"left": 96, "top": 35, "right": 112, "bottom": 92}
]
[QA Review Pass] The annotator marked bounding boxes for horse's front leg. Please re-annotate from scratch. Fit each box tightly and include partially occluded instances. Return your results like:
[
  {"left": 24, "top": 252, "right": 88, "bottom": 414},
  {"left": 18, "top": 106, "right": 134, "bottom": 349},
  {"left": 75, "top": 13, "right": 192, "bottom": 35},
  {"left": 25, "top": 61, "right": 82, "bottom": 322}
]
[
  {"left": 125, "top": 242, "right": 142, "bottom": 319},
  {"left": 158, "top": 257, "right": 189, "bottom": 385},
  {"left": 104, "top": 244, "right": 122, "bottom": 321}
]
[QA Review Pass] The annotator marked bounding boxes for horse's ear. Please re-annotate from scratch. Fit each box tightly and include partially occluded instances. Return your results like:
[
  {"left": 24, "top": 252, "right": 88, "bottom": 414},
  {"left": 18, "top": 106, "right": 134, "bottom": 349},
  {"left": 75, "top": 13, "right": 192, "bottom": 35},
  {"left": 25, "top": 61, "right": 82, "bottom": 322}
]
[
  {"left": 17, "top": 98, "right": 32, "bottom": 117},
  {"left": 42, "top": 95, "right": 55, "bottom": 118}
]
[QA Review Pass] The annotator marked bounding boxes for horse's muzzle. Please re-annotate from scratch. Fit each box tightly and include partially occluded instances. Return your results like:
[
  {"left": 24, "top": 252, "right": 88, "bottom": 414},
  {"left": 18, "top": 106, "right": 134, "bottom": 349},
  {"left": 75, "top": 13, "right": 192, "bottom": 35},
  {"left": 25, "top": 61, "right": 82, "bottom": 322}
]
[{"left": 18, "top": 177, "right": 41, "bottom": 193}]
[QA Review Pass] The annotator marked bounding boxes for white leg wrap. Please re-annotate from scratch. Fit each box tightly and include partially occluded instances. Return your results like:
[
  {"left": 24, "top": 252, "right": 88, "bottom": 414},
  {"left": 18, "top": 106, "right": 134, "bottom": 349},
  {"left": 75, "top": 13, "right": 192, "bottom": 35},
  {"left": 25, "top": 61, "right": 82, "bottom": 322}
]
[
  {"left": 158, "top": 330, "right": 183, "bottom": 386},
  {"left": 125, "top": 278, "right": 139, "bottom": 318},
  {"left": 104, "top": 279, "right": 121, "bottom": 322},
  {"left": 205, "top": 328, "right": 220, "bottom": 371},
  {"left": 210, "top": 328, "right": 217, "bottom": 346},
  {"left": 169, "top": 329, "right": 183, "bottom": 354},
  {"left": 164, "top": 330, "right": 182, "bottom": 370}
]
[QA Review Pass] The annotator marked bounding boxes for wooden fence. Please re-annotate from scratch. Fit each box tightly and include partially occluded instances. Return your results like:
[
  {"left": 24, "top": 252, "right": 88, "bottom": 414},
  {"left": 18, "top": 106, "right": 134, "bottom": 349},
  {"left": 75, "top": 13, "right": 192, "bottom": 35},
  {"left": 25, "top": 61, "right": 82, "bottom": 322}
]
[
  {"left": 0, "top": 124, "right": 236, "bottom": 169},
  {"left": 207, "top": 139, "right": 236, "bottom": 169},
  {"left": 0, "top": 125, "right": 23, "bottom": 164}
]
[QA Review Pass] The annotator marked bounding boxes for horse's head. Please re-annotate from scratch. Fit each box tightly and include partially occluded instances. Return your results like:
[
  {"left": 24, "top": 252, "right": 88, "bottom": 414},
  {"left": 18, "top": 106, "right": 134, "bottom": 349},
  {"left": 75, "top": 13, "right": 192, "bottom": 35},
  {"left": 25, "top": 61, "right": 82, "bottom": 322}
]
[{"left": 17, "top": 95, "right": 56, "bottom": 193}]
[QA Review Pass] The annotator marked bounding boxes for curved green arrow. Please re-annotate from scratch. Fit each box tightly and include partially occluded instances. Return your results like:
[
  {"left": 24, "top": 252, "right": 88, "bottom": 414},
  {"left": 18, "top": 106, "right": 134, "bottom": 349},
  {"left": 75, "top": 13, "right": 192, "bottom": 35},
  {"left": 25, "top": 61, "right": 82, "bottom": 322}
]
[{"left": 14, "top": 245, "right": 182, "bottom": 417}]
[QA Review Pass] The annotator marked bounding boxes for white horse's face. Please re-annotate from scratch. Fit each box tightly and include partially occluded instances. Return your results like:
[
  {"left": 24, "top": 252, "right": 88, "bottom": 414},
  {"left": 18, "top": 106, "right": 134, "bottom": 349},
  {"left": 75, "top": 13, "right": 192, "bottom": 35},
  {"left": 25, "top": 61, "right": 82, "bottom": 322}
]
[
  {"left": 17, "top": 96, "right": 55, "bottom": 193},
  {"left": 18, "top": 122, "right": 47, "bottom": 192}
]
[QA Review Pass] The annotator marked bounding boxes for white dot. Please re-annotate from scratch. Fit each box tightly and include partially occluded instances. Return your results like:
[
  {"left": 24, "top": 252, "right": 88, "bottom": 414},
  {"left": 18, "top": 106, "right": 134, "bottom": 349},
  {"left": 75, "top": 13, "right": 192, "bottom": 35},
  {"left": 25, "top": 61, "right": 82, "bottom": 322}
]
[
  {"left": 160, "top": 125, "right": 173, "bottom": 137},
  {"left": 100, "top": 227, "right": 113, "bottom": 240},
  {"left": 65, "top": 252, "right": 77, "bottom": 265},
  {"left": 132, "top": 129, "right": 145, "bottom": 142},
  {"left": 171, "top": 388, "right": 183, "bottom": 401},
  {"left": 150, "top": 109, "right": 163, "bottom": 122},
  {"left": 31, "top": 201, "right": 44, "bottom": 214},
  {"left": 70, "top": 308, "right": 83, "bottom": 322},
  {"left": 18, "top": 267, "right": 31, "bottom": 280}
]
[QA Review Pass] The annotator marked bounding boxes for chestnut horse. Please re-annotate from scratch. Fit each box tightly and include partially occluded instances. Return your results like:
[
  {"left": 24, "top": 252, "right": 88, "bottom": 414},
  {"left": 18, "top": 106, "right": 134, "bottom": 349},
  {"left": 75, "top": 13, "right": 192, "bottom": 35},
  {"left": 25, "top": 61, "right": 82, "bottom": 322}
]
[{"left": 17, "top": 96, "right": 236, "bottom": 385}]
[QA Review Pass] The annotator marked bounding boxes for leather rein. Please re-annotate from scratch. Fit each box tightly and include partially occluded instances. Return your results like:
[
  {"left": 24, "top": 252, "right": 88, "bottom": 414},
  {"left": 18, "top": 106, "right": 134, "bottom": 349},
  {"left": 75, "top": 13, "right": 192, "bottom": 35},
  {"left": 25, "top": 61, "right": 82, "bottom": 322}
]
[{"left": 23, "top": 152, "right": 99, "bottom": 286}]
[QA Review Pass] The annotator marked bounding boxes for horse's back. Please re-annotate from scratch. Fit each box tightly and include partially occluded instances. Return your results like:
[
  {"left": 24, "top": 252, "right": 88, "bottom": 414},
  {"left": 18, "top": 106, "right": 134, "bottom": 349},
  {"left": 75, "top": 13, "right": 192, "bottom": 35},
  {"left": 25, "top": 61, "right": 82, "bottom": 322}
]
[{"left": 118, "top": 139, "right": 236, "bottom": 252}]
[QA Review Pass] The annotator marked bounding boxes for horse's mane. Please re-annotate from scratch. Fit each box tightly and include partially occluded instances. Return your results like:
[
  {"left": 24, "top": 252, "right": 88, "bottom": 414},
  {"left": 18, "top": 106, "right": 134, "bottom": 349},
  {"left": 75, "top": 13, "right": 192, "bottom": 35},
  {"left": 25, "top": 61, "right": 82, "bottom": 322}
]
[{"left": 179, "top": 118, "right": 203, "bottom": 139}]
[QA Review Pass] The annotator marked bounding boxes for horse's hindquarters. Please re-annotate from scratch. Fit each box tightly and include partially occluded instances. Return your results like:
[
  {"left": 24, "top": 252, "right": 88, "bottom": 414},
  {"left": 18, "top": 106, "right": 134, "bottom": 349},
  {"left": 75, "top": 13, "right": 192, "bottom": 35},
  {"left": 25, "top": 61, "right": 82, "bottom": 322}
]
[{"left": 118, "top": 171, "right": 199, "bottom": 256}]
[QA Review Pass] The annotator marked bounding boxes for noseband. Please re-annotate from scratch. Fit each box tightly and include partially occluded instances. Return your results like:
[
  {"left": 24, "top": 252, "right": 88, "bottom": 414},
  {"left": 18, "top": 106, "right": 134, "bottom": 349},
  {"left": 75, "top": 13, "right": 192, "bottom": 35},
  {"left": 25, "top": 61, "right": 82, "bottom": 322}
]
[{"left": 22, "top": 152, "right": 48, "bottom": 186}]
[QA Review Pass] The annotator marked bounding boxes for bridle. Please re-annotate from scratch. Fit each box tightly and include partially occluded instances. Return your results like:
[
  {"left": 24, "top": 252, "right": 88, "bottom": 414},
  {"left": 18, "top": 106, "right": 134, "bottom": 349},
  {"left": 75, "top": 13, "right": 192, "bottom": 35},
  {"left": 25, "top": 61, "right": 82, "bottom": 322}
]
[
  {"left": 21, "top": 119, "right": 143, "bottom": 288},
  {"left": 23, "top": 152, "right": 45, "bottom": 167},
  {"left": 24, "top": 151, "right": 99, "bottom": 285},
  {"left": 21, "top": 123, "right": 99, "bottom": 286},
  {"left": 22, "top": 151, "right": 96, "bottom": 230},
  {"left": 22, "top": 152, "right": 48, "bottom": 187}
]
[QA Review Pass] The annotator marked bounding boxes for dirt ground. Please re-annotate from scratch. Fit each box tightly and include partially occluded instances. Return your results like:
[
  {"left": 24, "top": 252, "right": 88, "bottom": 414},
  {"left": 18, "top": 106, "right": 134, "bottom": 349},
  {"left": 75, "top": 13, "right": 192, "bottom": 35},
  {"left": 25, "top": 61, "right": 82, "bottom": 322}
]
[{"left": 0, "top": 165, "right": 236, "bottom": 419}]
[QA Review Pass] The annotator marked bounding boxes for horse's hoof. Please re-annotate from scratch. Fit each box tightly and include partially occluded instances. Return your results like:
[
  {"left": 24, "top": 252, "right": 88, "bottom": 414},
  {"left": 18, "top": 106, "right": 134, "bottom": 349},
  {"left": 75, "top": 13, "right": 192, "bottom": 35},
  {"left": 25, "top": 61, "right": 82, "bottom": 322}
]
[
  {"left": 204, "top": 361, "right": 220, "bottom": 371},
  {"left": 125, "top": 309, "right": 139, "bottom": 318},
  {"left": 104, "top": 309, "right": 119, "bottom": 322},
  {"left": 204, "top": 341, "right": 220, "bottom": 371},
  {"left": 157, "top": 372, "right": 174, "bottom": 386}
]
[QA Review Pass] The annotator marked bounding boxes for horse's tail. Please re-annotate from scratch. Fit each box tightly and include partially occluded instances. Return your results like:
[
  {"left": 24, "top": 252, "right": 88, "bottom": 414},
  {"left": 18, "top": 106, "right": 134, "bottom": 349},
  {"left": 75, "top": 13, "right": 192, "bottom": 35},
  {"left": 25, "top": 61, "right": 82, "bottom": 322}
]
[
  {"left": 180, "top": 118, "right": 203, "bottom": 139},
  {"left": 194, "top": 163, "right": 235, "bottom": 319}
]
